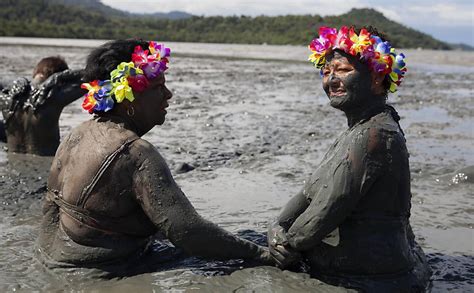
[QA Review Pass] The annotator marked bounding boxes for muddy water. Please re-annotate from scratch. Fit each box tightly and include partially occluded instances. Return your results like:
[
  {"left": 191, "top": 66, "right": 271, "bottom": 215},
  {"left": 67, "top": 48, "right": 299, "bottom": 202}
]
[{"left": 0, "top": 40, "right": 473, "bottom": 292}]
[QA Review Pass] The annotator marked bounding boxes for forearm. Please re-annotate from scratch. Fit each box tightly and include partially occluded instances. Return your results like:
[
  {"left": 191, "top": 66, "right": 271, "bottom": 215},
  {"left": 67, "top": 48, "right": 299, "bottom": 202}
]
[
  {"left": 286, "top": 163, "right": 355, "bottom": 250},
  {"left": 276, "top": 190, "right": 309, "bottom": 230},
  {"left": 132, "top": 143, "right": 268, "bottom": 262},
  {"left": 44, "top": 69, "right": 86, "bottom": 107},
  {"left": 287, "top": 210, "right": 341, "bottom": 251},
  {"left": 58, "top": 85, "right": 86, "bottom": 107},
  {"left": 166, "top": 212, "right": 264, "bottom": 260},
  {"left": 266, "top": 190, "right": 308, "bottom": 247}
]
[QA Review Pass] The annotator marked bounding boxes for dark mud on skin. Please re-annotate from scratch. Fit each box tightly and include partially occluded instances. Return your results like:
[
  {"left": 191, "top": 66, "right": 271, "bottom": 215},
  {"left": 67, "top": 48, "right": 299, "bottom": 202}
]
[{"left": 0, "top": 44, "right": 473, "bottom": 292}]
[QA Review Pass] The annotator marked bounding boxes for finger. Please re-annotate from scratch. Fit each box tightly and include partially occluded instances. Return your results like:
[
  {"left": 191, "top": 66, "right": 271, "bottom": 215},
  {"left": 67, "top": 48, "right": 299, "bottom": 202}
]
[
  {"left": 270, "top": 252, "right": 295, "bottom": 269},
  {"left": 273, "top": 245, "right": 293, "bottom": 258},
  {"left": 269, "top": 246, "right": 288, "bottom": 264},
  {"left": 269, "top": 253, "right": 286, "bottom": 268},
  {"left": 270, "top": 246, "right": 299, "bottom": 268},
  {"left": 271, "top": 245, "right": 302, "bottom": 266},
  {"left": 268, "top": 235, "right": 279, "bottom": 247}
]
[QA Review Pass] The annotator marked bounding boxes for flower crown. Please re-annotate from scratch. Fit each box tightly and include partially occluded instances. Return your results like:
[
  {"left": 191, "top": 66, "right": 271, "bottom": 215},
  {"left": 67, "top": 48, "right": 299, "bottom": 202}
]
[
  {"left": 81, "top": 41, "right": 171, "bottom": 113},
  {"left": 308, "top": 26, "right": 406, "bottom": 93}
]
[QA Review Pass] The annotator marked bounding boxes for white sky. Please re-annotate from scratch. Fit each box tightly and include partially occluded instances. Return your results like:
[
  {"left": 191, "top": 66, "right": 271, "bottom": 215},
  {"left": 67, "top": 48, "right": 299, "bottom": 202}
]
[{"left": 101, "top": 0, "right": 474, "bottom": 45}]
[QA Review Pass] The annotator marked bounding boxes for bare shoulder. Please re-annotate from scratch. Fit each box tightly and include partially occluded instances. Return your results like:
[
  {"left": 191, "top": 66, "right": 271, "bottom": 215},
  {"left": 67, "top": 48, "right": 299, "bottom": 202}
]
[
  {"left": 128, "top": 139, "right": 169, "bottom": 170},
  {"left": 130, "top": 138, "right": 155, "bottom": 150},
  {"left": 128, "top": 139, "right": 178, "bottom": 191}
]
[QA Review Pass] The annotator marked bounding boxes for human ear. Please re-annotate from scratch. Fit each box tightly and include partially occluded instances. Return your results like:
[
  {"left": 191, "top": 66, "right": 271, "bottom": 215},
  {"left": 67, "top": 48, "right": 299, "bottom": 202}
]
[{"left": 370, "top": 71, "right": 386, "bottom": 95}]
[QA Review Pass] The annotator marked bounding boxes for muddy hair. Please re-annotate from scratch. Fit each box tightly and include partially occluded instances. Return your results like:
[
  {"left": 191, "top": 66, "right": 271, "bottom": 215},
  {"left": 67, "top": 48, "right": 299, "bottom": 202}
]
[
  {"left": 353, "top": 25, "right": 392, "bottom": 95},
  {"left": 83, "top": 39, "right": 149, "bottom": 82},
  {"left": 32, "top": 56, "right": 68, "bottom": 79}
]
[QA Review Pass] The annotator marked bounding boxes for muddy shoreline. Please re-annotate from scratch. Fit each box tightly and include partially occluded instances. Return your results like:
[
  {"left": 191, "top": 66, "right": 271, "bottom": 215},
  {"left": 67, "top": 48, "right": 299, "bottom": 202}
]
[{"left": 0, "top": 41, "right": 473, "bottom": 292}]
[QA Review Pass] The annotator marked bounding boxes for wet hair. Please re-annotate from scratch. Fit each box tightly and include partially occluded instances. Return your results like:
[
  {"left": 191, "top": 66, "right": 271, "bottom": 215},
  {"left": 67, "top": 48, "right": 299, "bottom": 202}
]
[
  {"left": 32, "top": 56, "right": 68, "bottom": 80},
  {"left": 83, "top": 39, "right": 149, "bottom": 82}
]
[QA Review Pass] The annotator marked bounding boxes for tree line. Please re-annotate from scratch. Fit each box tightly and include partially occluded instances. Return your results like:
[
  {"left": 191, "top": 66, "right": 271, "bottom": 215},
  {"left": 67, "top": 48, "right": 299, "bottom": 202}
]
[{"left": 0, "top": 0, "right": 451, "bottom": 49}]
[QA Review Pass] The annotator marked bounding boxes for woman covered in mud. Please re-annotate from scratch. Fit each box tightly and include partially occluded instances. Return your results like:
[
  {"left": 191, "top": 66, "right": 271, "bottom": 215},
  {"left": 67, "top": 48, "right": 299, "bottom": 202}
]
[
  {"left": 37, "top": 39, "right": 271, "bottom": 278},
  {"left": 267, "top": 27, "right": 431, "bottom": 292},
  {"left": 0, "top": 56, "right": 85, "bottom": 155}
]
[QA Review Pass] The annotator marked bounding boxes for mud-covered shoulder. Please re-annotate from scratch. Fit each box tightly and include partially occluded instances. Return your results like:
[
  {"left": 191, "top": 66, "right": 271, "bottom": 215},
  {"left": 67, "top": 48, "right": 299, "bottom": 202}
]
[
  {"left": 350, "top": 112, "right": 408, "bottom": 170},
  {"left": 128, "top": 138, "right": 160, "bottom": 160},
  {"left": 351, "top": 110, "right": 407, "bottom": 161},
  {"left": 366, "top": 110, "right": 402, "bottom": 133},
  {"left": 128, "top": 138, "right": 170, "bottom": 175}
]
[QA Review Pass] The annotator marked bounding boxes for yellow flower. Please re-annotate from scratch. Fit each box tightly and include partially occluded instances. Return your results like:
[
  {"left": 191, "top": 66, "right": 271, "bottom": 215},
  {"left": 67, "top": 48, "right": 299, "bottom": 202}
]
[
  {"left": 113, "top": 77, "right": 135, "bottom": 103},
  {"left": 308, "top": 51, "right": 326, "bottom": 69},
  {"left": 111, "top": 62, "right": 141, "bottom": 81},
  {"left": 349, "top": 28, "right": 372, "bottom": 55}
]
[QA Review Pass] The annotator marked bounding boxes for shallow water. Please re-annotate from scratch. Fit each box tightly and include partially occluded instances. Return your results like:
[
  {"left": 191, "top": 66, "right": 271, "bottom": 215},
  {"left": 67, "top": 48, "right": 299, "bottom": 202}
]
[{"left": 0, "top": 39, "right": 473, "bottom": 292}]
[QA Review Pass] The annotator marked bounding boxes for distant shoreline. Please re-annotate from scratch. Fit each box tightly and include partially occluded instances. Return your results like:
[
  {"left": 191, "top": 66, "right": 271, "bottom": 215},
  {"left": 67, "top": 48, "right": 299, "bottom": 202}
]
[{"left": 1, "top": 37, "right": 473, "bottom": 67}]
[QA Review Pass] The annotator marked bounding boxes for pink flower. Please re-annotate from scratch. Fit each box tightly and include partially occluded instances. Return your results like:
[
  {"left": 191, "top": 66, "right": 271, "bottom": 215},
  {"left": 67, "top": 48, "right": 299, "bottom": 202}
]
[
  {"left": 333, "top": 26, "right": 353, "bottom": 53},
  {"left": 309, "top": 36, "right": 331, "bottom": 53},
  {"left": 132, "top": 46, "right": 150, "bottom": 67},
  {"left": 149, "top": 42, "right": 171, "bottom": 59},
  {"left": 127, "top": 74, "right": 149, "bottom": 92},
  {"left": 319, "top": 27, "right": 337, "bottom": 38}
]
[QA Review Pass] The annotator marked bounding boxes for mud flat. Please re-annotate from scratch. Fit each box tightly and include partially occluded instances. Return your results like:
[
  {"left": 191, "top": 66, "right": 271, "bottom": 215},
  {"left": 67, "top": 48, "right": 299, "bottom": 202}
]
[{"left": 0, "top": 39, "right": 473, "bottom": 292}]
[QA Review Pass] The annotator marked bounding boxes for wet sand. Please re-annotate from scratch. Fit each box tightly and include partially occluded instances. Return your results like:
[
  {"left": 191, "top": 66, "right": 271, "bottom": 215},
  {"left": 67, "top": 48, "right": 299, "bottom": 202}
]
[{"left": 0, "top": 39, "right": 473, "bottom": 292}]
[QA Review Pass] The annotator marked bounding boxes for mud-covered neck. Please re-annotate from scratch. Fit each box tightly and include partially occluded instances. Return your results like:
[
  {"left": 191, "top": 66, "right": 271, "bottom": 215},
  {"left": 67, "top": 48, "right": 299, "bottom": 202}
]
[
  {"left": 94, "top": 112, "right": 144, "bottom": 137},
  {"left": 343, "top": 96, "right": 386, "bottom": 128}
]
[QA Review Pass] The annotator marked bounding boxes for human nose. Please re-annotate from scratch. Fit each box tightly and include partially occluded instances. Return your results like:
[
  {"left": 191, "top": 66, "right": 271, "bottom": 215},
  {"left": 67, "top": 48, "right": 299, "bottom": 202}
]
[
  {"left": 328, "top": 73, "right": 341, "bottom": 85},
  {"left": 164, "top": 86, "right": 172, "bottom": 100}
]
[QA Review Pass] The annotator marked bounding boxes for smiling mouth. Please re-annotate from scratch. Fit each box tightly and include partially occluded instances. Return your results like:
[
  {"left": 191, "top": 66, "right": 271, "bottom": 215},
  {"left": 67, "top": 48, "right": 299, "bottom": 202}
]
[{"left": 330, "top": 89, "right": 346, "bottom": 97}]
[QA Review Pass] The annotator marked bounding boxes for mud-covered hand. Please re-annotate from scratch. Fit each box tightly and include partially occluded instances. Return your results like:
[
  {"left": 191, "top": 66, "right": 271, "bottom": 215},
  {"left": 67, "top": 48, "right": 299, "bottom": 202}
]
[
  {"left": 270, "top": 244, "right": 302, "bottom": 269},
  {"left": 268, "top": 222, "right": 289, "bottom": 247},
  {"left": 268, "top": 223, "right": 302, "bottom": 268},
  {"left": 254, "top": 246, "right": 275, "bottom": 265}
]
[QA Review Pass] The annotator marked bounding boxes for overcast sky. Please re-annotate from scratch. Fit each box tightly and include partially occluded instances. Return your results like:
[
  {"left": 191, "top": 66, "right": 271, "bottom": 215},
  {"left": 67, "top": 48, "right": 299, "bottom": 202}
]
[{"left": 101, "top": 0, "right": 474, "bottom": 46}]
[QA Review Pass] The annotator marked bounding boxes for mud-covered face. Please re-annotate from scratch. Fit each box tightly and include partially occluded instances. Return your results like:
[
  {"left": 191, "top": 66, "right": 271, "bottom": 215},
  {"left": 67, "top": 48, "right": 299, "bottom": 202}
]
[
  {"left": 322, "top": 51, "right": 373, "bottom": 111},
  {"left": 134, "top": 74, "right": 173, "bottom": 127}
]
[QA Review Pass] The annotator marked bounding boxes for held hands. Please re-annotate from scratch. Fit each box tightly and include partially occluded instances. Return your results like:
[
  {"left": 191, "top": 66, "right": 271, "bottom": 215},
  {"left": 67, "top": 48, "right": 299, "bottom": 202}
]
[
  {"left": 256, "top": 246, "right": 274, "bottom": 265},
  {"left": 267, "top": 224, "right": 302, "bottom": 269}
]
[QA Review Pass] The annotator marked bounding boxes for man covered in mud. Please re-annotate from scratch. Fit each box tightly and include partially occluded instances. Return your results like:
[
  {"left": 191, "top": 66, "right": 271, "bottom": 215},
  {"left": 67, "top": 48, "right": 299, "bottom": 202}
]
[
  {"left": 0, "top": 56, "right": 85, "bottom": 155},
  {"left": 37, "top": 39, "right": 271, "bottom": 278},
  {"left": 267, "top": 26, "right": 431, "bottom": 292}
]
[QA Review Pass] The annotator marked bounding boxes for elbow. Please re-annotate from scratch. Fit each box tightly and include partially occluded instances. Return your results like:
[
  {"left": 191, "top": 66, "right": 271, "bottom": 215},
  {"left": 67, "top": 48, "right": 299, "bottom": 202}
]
[{"left": 286, "top": 215, "right": 331, "bottom": 251}]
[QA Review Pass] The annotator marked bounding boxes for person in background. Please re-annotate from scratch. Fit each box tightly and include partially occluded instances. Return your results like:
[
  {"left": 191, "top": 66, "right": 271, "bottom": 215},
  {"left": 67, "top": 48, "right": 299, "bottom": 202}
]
[
  {"left": 0, "top": 56, "right": 85, "bottom": 155},
  {"left": 267, "top": 26, "right": 431, "bottom": 292}
]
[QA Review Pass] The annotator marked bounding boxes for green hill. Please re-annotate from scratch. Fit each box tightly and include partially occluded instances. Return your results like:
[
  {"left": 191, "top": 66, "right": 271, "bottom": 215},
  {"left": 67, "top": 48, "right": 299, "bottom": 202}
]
[{"left": 0, "top": 0, "right": 452, "bottom": 49}]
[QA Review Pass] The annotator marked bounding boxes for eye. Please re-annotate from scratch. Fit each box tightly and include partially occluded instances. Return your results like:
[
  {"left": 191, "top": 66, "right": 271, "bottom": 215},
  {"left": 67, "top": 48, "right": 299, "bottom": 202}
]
[
  {"left": 337, "top": 67, "right": 353, "bottom": 73},
  {"left": 322, "top": 69, "right": 330, "bottom": 76},
  {"left": 152, "top": 83, "right": 164, "bottom": 90}
]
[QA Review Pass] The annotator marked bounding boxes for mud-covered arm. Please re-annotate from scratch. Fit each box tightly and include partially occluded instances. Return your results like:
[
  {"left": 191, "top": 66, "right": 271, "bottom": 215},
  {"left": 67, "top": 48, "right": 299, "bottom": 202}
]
[
  {"left": 267, "top": 190, "right": 308, "bottom": 267},
  {"left": 268, "top": 190, "right": 309, "bottom": 246},
  {"left": 0, "top": 87, "right": 8, "bottom": 141},
  {"left": 286, "top": 128, "right": 388, "bottom": 251},
  {"left": 0, "top": 78, "right": 30, "bottom": 112},
  {"left": 131, "top": 140, "right": 271, "bottom": 263},
  {"left": 38, "top": 69, "right": 86, "bottom": 109},
  {"left": 0, "top": 88, "right": 11, "bottom": 110},
  {"left": 0, "top": 120, "right": 5, "bottom": 142}
]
